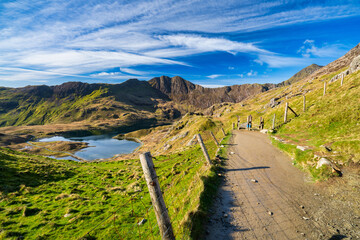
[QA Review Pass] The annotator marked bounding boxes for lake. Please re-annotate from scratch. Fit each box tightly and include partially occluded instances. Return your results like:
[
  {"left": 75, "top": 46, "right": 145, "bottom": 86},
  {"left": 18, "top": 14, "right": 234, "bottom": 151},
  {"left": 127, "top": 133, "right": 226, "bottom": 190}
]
[{"left": 37, "top": 134, "right": 141, "bottom": 161}]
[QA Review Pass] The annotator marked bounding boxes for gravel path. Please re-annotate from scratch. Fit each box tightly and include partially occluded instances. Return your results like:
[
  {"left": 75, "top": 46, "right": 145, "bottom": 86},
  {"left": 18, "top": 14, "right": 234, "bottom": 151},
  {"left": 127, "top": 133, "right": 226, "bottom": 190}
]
[{"left": 205, "top": 130, "right": 356, "bottom": 240}]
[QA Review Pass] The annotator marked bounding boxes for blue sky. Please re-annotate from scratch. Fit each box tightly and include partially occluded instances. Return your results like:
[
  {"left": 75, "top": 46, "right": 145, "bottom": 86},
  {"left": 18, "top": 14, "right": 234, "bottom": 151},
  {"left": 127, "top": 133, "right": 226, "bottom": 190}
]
[{"left": 1, "top": 0, "right": 360, "bottom": 88}]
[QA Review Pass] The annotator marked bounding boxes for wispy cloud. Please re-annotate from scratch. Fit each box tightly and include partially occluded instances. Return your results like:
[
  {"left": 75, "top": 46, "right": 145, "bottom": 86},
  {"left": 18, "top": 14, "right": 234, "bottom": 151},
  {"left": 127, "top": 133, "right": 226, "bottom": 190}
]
[
  {"left": 159, "top": 34, "right": 269, "bottom": 55},
  {"left": 0, "top": 0, "right": 359, "bottom": 83},
  {"left": 297, "top": 40, "right": 346, "bottom": 58},
  {"left": 255, "top": 54, "right": 313, "bottom": 68},
  {"left": 207, "top": 74, "right": 223, "bottom": 79},
  {"left": 247, "top": 70, "right": 258, "bottom": 77}
]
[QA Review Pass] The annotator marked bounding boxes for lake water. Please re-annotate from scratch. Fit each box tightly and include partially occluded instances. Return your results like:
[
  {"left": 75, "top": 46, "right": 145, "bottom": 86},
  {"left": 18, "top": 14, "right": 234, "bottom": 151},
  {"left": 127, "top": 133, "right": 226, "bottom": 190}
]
[{"left": 37, "top": 134, "right": 141, "bottom": 161}]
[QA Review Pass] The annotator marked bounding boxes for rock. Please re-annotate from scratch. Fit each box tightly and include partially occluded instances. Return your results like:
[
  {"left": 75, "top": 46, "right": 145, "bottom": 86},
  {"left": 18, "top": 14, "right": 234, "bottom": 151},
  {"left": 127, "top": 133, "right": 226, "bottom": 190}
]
[
  {"left": 260, "top": 129, "right": 268, "bottom": 134},
  {"left": 230, "top": 152, "right": 235, "bottom": 155},
  {"left": 268, "top": 211, "right": 273, "bottom": 216},
  {"left": 302, "top": 217, "right": 310, "bottom": 220},
  {"left": 316, "top": 157, "right": 331, "bottom": 169},
  {"left": 163, "top": 144, "right": 171, "bottom": 151},
  {"left": 269, "top": 98, "right": 280, "bottom": 108},
  {"left": 186, "top": 134, "right": 197, "bottom": 146},
  {"left": 296, "top": 145, "right": 307, "bottom": 151},
  {"left": 350, "top": 55, "right": 360, "bottom": 73},
  {"left": 223, "top": 213, "right": 228, "bottom": 218},
  {"left": 300, "top": 205, "right": 305, "bottom": 209},
  {"left": 138, "top": 218, "right": 147, "bottom": 225},
  {"left": 64, "top": 213, "right": 72, "bottom": 218},
  {"left": 250, "top": 179, "right": 258, "bottom": 183}
]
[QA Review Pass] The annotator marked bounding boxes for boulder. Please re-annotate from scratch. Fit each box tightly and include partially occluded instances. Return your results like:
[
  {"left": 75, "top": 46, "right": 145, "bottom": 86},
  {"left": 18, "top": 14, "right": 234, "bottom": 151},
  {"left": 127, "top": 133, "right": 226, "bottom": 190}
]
[
  {"left": 260, "top": 129, "right": 268, "bottom": 134},
  {"left": 186, "top": 134, "right": 197, "bottom": 146},
  {"left": 269, "top": 98, "right": 280, "bottom": 108},
  {"left": 316, "top": 157, "right": 331, "bottom": 169},
  {"left": 350, "top": 55, "right": 360, "bottom": 73},
  {"left": 296, "top": 146, "right": 307, "bottom": 151}
]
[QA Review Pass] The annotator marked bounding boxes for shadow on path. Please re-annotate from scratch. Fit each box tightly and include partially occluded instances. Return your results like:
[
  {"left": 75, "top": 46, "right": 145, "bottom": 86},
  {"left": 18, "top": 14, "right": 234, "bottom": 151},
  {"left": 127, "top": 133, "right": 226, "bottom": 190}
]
[{"left": 226, "top": 166, "right": 270, "bottom": 172}]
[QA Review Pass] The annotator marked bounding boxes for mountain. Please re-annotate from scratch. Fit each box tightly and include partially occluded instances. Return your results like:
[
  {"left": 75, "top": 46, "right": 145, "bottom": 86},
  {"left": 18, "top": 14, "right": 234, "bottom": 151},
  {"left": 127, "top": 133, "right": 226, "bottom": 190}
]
[
  {"left": 277, "top": 64, "right": 323, "bottom": 87},
  {"left": 0, "top": 80, "right": 174, "bottom": 127},
  {"left": 149, "top": 76, "right": 275, "bottom": 108},
  {"left": 0, "top": 76, "right": 278, "bottom": 127}
]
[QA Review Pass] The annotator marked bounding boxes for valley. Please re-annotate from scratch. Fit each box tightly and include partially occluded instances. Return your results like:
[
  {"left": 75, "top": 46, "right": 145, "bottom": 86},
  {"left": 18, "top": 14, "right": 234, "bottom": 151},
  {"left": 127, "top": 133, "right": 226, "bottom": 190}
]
[{"left": 1, "top": 42, "right": 360, "bottom": 239}]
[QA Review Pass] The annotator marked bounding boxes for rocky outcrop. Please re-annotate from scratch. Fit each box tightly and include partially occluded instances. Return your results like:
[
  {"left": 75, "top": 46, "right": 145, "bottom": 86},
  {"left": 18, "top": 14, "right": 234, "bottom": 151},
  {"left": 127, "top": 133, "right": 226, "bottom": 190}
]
[
  {"left": 350, "top": 55, "right": 360, "bottom": 73},
  {"left": 149, "top": 76, "right": 275, "bottom": 109},
  {"left": 329, "top": 54, "right": 360, "bottom": 83},
  {"left": 308, "top": 43, "right": 360, "bottom": 82}
]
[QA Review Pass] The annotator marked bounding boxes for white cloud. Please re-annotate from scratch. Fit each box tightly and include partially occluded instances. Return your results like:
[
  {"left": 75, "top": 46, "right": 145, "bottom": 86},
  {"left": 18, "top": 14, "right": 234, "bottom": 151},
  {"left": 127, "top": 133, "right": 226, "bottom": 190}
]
[
  {"left": 207, "top": 74, "right": 222, "bottom": 79},
  {"left": 1, "top": 0, "right": 359, "bottom": 82},
  {"left": 297, "top": 40, "right": 344, "bottom": 58},
  {"left": 120, "top": 68, "right": 148, "bottom": 76},
  {"left": 255, "top": 54, "right": 312, "bottom": 68},
  {"left": 199, "top": 84, "right": 225, "bottom": 88},
  {"left": 247, "top": 70, "right": 258, "bottom": 77},
  {"left": 159, "top": 34, "right": 269, "bottom": 54}
]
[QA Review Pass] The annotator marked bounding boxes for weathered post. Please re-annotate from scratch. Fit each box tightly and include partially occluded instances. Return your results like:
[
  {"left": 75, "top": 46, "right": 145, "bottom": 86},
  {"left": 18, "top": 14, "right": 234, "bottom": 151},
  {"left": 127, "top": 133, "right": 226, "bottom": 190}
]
[
  {"left": 303, "top": 95, "right": 306, "bottom": 112},
  {"left": 232, "top": 122, "right": 235, "bottom": 129},
  {"left": 210, "top": 131, "right": 219, "bottom": 147},
  {"left": 284, "top": 102, "right": 288, "bottom": 123},
  {"left": 341, "top": 74, "right": 344, "bottom": 86},
  {"left": 139, "top": 152, "right": 175, "bottom": 240},
  {"left": 272, "top": 113, "right": 276, "bottom": 129},
  {"left": 323, "top": 81, "right": 327, "bottom": 96},
  {"left": 196, "top": 134, "right": 212, "bottom": 165},
  {"left": 237, "top": 116, "right": 240, "bottom": 130},
  {"left": 221, "top": 127, "right": 226, "bottom": 137},
  {"left": 259, "top": 117, "right": 263, "bottom": 129}
]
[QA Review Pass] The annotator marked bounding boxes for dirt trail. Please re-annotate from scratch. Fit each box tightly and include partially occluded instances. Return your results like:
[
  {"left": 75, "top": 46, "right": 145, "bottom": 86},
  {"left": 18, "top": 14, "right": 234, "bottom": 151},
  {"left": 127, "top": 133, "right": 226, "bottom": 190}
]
[{"left": 206, "top": 130, "right": 358, "bottom": 240}]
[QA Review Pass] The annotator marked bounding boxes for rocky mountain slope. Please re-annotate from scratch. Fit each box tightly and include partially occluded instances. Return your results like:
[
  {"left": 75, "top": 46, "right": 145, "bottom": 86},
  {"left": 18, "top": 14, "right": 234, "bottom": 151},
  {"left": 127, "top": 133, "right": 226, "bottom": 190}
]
[
  {"left": 276, "top": 63, "right": 323, "bottom": 86},
  {"left": 0, "top": 76, "right": 276, "bottom": 127},
  {"left": 149, "top": 76, "right": 275, "bottom": 108}
]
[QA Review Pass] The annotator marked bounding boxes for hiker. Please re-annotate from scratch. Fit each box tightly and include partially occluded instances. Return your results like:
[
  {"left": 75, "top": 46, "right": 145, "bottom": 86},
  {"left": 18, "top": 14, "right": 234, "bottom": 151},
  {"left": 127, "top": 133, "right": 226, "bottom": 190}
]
[
  {"left": 247, "top": 115, "right": 252, "bottom": 130},
  {"left": 259, "top": 117, "right": 264, "bottom": 129}
]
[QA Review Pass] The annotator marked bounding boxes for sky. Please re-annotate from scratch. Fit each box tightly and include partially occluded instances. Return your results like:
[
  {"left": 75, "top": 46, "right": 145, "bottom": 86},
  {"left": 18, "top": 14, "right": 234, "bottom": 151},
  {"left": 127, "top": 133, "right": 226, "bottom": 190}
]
[{"left": 1, "top": 0, "right": 360, "bottom": 88}]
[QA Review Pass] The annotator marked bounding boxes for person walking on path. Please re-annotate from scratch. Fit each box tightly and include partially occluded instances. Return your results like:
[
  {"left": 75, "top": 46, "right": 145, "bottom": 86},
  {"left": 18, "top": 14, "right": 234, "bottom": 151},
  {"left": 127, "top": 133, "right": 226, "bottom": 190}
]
[{"left": 247, "top": 115, "right": 252, "bottom": 130}]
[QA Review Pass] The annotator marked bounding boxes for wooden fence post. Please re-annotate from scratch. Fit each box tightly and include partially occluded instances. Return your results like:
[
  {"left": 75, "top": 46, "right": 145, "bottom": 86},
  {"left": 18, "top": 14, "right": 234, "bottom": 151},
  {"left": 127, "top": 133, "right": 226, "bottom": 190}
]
[
  {"left": 221, "top": 128, "right": 226, "bottom": 137},
  {"left": 139, "top": 152, "right": 175, "bottom": 240},
  {"left": 323, "top": 81, "right": 327, "bottom": 96},
  {"left": 210, "top": 131, "right": 219, "bottom": 147},
  {"left": 196, "top": 134, "right": 212, "bottom": 165},
  {"left": 303, "top": 95, "right": 306, "bottom": 112},
  {"left": 232, "top": 122, "right": 235, "bottom": 129},
  {"left": 284, "top": 102, "right": 288, "bottom": 123},
  {"left": 341, "top": 74, "right": 344, "bottom": 86},
  {"left": 272, "top": 113, "right": 276, "bottom": 129},
  {"left": 237, "top": 116, "right": 240, "bottom": 130}
]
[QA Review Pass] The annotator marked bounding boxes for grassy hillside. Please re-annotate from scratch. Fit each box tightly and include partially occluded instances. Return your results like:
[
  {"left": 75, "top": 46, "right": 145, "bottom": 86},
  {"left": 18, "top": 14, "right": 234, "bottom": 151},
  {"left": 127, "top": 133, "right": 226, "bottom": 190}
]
[
  {"left": 216, "top": 64, "right": 360, "bottom": 180},
  {"left": 0, "top": 116, "right": 228, "bottom": 239},
  {"left": 0, "top": 80, "right": 178, "bottom": 129}
]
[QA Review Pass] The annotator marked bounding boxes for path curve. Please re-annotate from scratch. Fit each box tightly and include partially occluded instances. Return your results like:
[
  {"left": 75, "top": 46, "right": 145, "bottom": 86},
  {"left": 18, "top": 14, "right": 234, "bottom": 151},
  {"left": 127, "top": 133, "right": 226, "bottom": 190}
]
[{"left": 206, "top": 130, "right": 335, "bottom": 240}]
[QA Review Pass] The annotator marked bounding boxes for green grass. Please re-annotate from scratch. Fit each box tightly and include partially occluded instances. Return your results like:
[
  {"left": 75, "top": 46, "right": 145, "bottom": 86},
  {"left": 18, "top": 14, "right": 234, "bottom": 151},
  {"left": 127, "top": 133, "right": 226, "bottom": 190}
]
[
  {"left": 217, "top": 67, "right": 360, "bottom": 181},
  {"left": 0, "top": 127, "right": 224, "bottom": 240},
  {"left": 271, "top": 139, "right": 340, "bottom": 181}
]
